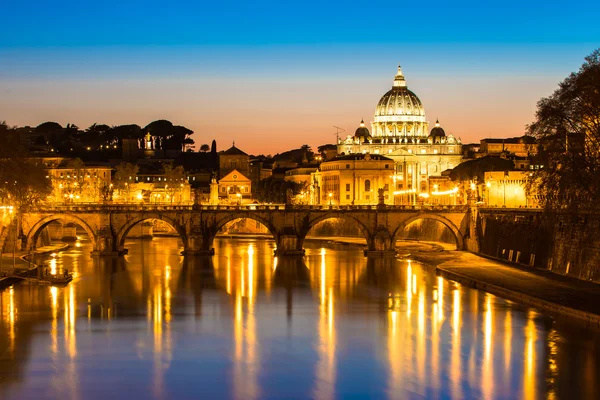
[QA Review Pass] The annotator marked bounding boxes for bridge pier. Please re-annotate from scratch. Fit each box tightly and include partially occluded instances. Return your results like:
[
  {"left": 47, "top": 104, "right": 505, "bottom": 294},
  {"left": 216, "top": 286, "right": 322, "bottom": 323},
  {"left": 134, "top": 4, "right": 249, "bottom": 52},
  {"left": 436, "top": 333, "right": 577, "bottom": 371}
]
[
  {"left": 91, "top": 227, "right": 125, "bottom": 257},
  {"left": 180, "top": 234, "right": 215, "bottom": 256},
  {"left": 364, "top": 228, "right": 396, "bottom": 257},
  {"left": 275, "top": 235, "right": 305, "bottom": 257}
]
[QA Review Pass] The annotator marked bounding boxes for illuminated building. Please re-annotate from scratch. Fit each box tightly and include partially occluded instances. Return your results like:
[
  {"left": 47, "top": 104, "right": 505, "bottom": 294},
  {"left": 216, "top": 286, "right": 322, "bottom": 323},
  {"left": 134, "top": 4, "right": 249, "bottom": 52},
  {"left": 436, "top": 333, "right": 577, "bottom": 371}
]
[
  {"left": 483, "top": 171, "right": 538, "bottom": 208},
  {"left": 47, "top": 163, "right": 113, "bottom": 203},
  {"left": 284, "top": 167, "right": 318, "bottom": 204},
  {"left": 337, "top": 65, "right": 463, "bottom": 197},
  {"left": 218, "top": 170, "right": 252, "bottom": 204},
  {"left": 312, "top": 154, "right": 395, "bottom": 205}
]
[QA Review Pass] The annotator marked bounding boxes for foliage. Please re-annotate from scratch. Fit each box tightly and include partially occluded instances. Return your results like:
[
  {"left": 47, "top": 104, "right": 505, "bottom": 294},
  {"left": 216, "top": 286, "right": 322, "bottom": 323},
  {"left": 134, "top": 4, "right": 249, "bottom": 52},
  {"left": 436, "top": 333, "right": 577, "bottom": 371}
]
[
  {"left": 144, "top": 120, "right": 194, "bottom": 152},
  {"left": 255, "top": 177, "right": 304, "bottom": 204},
  {"left": 113, "top": 162, "right": 139, "bottom": 200},
  {"left": 35, "top": 121, "right": 63, "bottom": 133},
  {"left": 527, "top": 49, "right": 600, "bottom": 211},
  {"left": 449, "top": 156, "right": 515, "bottom": 183},
  {"left": 161, "top": 162, "right": 187, "bottom": 203},
  {"left": 200, "top": 144, "right": 210, "bottom": 152},
  {"left": 273, "top": 145, "right": 316, "bottom": 165},
  {"left": 0, "top": 157, "right": 52, "bottom": 210}
]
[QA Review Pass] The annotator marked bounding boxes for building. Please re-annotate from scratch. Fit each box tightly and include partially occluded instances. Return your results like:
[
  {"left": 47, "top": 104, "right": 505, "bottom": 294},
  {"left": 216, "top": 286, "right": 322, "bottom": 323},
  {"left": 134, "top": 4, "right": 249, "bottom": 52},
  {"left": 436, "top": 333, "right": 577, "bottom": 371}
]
[
  {"left": 219, "top": 144, "right": 249, "bottom": 178},
  {"left": 338, "top": 65, "right": 463, "bottom": 196},
  {"left": 284, "top": 167, "right": 318, "bottom": 204},
  {"left": 47, "top": 161, "right": 113, "bottom": 203},
  {"left": 483, "top": 171, "right": 538, "bottom": 208},
  {"left": 313, "top": 153, "right": 395, "bottom": 205},
  {"left": 480, "top": 136, "right": 536, "bottom": 157},
  {"left": 218, "top": 169, "right": 252, "bottom": 204}
]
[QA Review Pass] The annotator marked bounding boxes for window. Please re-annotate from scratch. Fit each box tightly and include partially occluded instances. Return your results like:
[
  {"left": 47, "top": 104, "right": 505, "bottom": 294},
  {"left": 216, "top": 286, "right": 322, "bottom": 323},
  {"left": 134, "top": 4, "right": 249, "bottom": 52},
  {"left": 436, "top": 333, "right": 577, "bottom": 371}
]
[
  {"left": 346, "top": 183, "right": 350, "bottom": 191},
  {"left": 420, "top": 149, "right": 426, "bottom": 154},
  {"left": 384, "top": 164, "right": 389, "bottom": 169},
  {"left": 346, "top": 164, "right": 350, "bottom": 169},
  {"left": 433, "top": 149, "right": 438, "bottom": 154},
  {"left": 346, "top": 194, "right": 350, "bottom": 200},
  {"left": 384, "top": 184, "right": 389, "bottom": 191},
  {"left": 364, "top": 180, "right": 371, "bottom": 192}
]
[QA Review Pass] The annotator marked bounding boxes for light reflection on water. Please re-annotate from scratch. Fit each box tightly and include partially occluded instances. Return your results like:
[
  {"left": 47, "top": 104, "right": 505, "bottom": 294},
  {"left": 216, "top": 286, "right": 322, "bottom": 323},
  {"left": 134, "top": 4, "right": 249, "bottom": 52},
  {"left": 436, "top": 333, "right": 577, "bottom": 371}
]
[{"left": 0, "top": 236, "right": 599, "bottom": 399}]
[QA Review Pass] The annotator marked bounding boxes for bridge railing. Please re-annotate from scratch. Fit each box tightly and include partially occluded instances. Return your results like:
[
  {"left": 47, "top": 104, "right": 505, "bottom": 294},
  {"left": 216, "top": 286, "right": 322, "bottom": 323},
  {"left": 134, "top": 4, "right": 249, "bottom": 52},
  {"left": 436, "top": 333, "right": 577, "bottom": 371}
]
[{"left": 33, "top": 202, "right": 469, "bottom": 213}]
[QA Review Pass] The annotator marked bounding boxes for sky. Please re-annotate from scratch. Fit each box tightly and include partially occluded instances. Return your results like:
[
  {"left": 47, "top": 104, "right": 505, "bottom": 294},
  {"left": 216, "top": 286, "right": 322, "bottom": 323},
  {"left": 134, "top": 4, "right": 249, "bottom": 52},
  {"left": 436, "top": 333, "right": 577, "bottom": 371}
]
[{"left": 1, "top": 0, "right": 599, "bottom": 154}]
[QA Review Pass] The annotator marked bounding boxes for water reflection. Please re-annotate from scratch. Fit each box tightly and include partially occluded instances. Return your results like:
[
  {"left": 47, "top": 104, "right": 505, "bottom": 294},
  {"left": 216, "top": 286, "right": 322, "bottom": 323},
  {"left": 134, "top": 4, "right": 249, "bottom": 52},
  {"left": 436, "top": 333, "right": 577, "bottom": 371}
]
[{"left": 0, "top": 237, "right": 599, "bottom": 399}]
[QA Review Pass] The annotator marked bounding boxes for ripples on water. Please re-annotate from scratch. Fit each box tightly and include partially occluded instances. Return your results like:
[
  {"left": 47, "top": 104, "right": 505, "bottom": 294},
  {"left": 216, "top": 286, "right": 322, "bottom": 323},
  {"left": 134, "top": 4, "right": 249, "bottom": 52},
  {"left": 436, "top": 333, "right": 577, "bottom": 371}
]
[{"left": 0, "top": 237, "right": 599, "bottom": 399}]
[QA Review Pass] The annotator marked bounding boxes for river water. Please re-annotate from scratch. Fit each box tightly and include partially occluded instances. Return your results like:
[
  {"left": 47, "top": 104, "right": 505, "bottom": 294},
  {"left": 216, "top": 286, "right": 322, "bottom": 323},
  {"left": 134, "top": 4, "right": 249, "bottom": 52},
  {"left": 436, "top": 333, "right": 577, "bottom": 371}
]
[{"left": 0, "top": 237, "right": 599, "bottom": 399}]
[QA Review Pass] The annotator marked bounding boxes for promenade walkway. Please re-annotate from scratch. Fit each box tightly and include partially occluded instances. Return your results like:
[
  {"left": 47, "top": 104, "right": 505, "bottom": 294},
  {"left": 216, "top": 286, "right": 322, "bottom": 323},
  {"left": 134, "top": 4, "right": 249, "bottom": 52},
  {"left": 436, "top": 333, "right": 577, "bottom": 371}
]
[{"left": 432, "top": 252, "right": 600, "bottom": 325}]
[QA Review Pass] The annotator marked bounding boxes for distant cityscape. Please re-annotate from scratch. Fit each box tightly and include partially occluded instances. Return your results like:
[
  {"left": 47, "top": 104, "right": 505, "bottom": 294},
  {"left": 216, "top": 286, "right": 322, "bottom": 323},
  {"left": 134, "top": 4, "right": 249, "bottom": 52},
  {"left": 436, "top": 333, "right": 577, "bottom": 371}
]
[{"left": 0, "top": 66, "right": 542, "bottom": 209}]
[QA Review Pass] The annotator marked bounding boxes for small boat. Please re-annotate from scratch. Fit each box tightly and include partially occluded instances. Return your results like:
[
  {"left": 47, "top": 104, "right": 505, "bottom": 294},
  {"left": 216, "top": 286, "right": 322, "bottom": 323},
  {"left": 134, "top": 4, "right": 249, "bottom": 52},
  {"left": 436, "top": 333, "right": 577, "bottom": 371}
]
[{"left": 45, "top": 273, "right": 73, "bottom": 285}]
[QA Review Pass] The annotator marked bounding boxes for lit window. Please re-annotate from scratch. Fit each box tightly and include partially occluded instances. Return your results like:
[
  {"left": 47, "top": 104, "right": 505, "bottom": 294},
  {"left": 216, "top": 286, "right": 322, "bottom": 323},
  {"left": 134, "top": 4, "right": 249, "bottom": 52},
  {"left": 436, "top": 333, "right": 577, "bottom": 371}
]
[
  {"left": 433, "top": 149, "right": 438, "bottom": 154},
  {"left": 420, "top": 149, "right": 426, "bottom": 154}
]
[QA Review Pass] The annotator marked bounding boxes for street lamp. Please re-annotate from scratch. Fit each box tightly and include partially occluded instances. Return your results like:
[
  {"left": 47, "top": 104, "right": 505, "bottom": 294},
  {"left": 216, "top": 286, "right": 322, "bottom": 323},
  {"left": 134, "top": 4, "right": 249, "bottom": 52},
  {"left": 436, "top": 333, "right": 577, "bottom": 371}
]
[{"left": 328, "top": 192, "right": 333, "bottom": 206}]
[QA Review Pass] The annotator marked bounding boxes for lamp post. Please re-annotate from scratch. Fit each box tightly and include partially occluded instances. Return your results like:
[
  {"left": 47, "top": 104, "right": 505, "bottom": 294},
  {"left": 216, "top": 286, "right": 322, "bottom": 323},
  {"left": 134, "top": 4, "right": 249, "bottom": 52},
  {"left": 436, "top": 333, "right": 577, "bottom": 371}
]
[{"left": 328, "top": 192, "right": 333, "bottom": 206}]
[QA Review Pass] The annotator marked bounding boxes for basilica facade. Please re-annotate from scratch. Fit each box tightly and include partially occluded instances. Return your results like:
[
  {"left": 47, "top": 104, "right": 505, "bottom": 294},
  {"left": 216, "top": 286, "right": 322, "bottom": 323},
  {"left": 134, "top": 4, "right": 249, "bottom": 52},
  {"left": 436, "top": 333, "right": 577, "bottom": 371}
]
[{"left": 337, "top": 65, "right": 462, "bottom": 194}]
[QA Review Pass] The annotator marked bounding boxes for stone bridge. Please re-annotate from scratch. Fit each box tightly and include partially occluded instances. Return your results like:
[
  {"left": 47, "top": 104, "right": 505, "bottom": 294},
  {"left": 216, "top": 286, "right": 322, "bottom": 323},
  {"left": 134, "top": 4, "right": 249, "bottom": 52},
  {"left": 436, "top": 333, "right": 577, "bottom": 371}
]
[{"left": 19, "top": 204, "right": 477, "bottom": 257}]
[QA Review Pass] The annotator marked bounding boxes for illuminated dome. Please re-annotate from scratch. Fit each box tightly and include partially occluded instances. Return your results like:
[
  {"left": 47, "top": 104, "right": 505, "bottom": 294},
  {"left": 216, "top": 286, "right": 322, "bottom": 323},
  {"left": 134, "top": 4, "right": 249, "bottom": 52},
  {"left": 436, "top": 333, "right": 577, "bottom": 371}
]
[
  {"left": 354, "top": 119, "right": 371, "bottom": 142},
  {"left": 372, "top": 65, "right": 429, "bottom": 138},
  {"left": 429, "top": 119, "right": 446, "bottom": 138}
]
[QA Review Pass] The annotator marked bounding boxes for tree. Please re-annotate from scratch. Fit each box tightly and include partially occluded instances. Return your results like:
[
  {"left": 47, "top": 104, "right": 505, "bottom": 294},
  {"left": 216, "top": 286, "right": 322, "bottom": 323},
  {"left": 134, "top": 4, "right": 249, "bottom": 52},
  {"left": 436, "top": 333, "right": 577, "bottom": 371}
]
[
  {"left": 144, "top": 120, "right": 194, "bottom": 152},
  {"left": 255, "top": 177, "right": 304, "bottom": 204},
  {"left": 0, "top": 158, "right": 52, "bottom": 210},
  {"left": 200, "top": 144, "right": 210, "bottom": 152},
  {"left": 161, "top": 162, "right": 186, "bottom": 203},
  {"left": 449, "top": 156, "right": 515, "bottom": 183},
  {"left": 527, "top": 49, "right": 600, "bottom": 211},
  {"left": 35, "top": 121, "right": 62, "bottom": 133},
  {"left": 211, "top": 140, "right": 217, "bottom": 154},
  {"left": 113, "top": 162, "right": 139, "bottom": 202}
]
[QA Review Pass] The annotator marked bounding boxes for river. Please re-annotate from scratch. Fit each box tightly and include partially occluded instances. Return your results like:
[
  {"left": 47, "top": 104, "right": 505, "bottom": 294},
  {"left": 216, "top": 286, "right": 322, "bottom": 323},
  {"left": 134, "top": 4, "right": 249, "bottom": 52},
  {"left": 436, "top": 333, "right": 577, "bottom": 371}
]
[{"left": 0, "top": 236, "right": 599, "bottom": 399}]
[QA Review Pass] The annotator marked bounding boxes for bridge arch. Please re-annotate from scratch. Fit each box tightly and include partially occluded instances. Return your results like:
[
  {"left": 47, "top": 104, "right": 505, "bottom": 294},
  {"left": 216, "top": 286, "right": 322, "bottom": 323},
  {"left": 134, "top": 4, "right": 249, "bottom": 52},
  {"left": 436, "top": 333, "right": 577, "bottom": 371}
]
[
  {"left": 26, "top": 214, "right": 98, "bottom": 251},
  {"left": 299, "top": 213, "right": 371, "bottom": 247},
  {"left": 212, "top": 212, "right": 278, "bottom": 244},
  {"left": 115, "top": 214, "right": 187, "bottom": 251},
  {"left": 392, "top": 214, "right": 464, "bottom": 250}
]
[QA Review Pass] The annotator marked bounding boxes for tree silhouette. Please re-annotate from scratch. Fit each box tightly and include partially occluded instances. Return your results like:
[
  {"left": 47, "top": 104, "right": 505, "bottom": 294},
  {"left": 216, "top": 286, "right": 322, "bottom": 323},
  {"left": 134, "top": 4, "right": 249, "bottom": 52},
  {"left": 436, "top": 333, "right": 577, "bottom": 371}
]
[
  {"left": 113, "top": 162, "right": 139, "bottom": 202},
  {"left": 200, "top": 144, "right": 210, "bottom": 152},
  {"left": 528, "top": 48, "right": 600, "bottom": 211}
]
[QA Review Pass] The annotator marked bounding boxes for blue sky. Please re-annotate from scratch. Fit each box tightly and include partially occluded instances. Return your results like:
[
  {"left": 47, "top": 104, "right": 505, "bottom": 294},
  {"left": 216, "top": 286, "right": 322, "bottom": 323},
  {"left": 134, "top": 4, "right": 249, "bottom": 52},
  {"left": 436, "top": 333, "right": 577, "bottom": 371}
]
[{"left": 1, "top": 0, "right": 599, "bottom": 153}]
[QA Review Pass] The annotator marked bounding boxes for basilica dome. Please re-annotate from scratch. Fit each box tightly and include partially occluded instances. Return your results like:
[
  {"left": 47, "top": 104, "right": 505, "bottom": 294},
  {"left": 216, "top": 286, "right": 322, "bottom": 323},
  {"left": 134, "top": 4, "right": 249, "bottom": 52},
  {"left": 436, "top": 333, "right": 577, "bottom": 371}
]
[{"left": 371, "top": 65, "right": 429, "bottom": 138}]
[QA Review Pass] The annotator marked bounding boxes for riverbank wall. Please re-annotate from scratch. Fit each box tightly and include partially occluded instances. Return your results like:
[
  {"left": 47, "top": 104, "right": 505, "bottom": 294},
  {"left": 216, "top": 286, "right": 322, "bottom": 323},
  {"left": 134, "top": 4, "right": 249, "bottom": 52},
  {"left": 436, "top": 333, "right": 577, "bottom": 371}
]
[{"left": 477, "top": 211, "right": 600, "bottom": 284}]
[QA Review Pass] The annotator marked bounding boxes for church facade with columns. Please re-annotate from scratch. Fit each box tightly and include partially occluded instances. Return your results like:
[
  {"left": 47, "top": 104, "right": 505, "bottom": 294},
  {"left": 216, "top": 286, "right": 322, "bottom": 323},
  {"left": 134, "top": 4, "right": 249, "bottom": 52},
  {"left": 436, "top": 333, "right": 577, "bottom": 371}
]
[{"left": 337, "top": 65, "right": 462, "bottom": 196}]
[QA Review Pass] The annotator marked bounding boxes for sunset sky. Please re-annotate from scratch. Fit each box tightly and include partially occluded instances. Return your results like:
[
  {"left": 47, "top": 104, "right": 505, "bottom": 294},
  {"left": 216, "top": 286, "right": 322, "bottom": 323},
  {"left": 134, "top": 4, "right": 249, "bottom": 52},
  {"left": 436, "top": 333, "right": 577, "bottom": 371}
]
[{"left": 1, "top": 0, "right": 599, "bottom": 154}]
